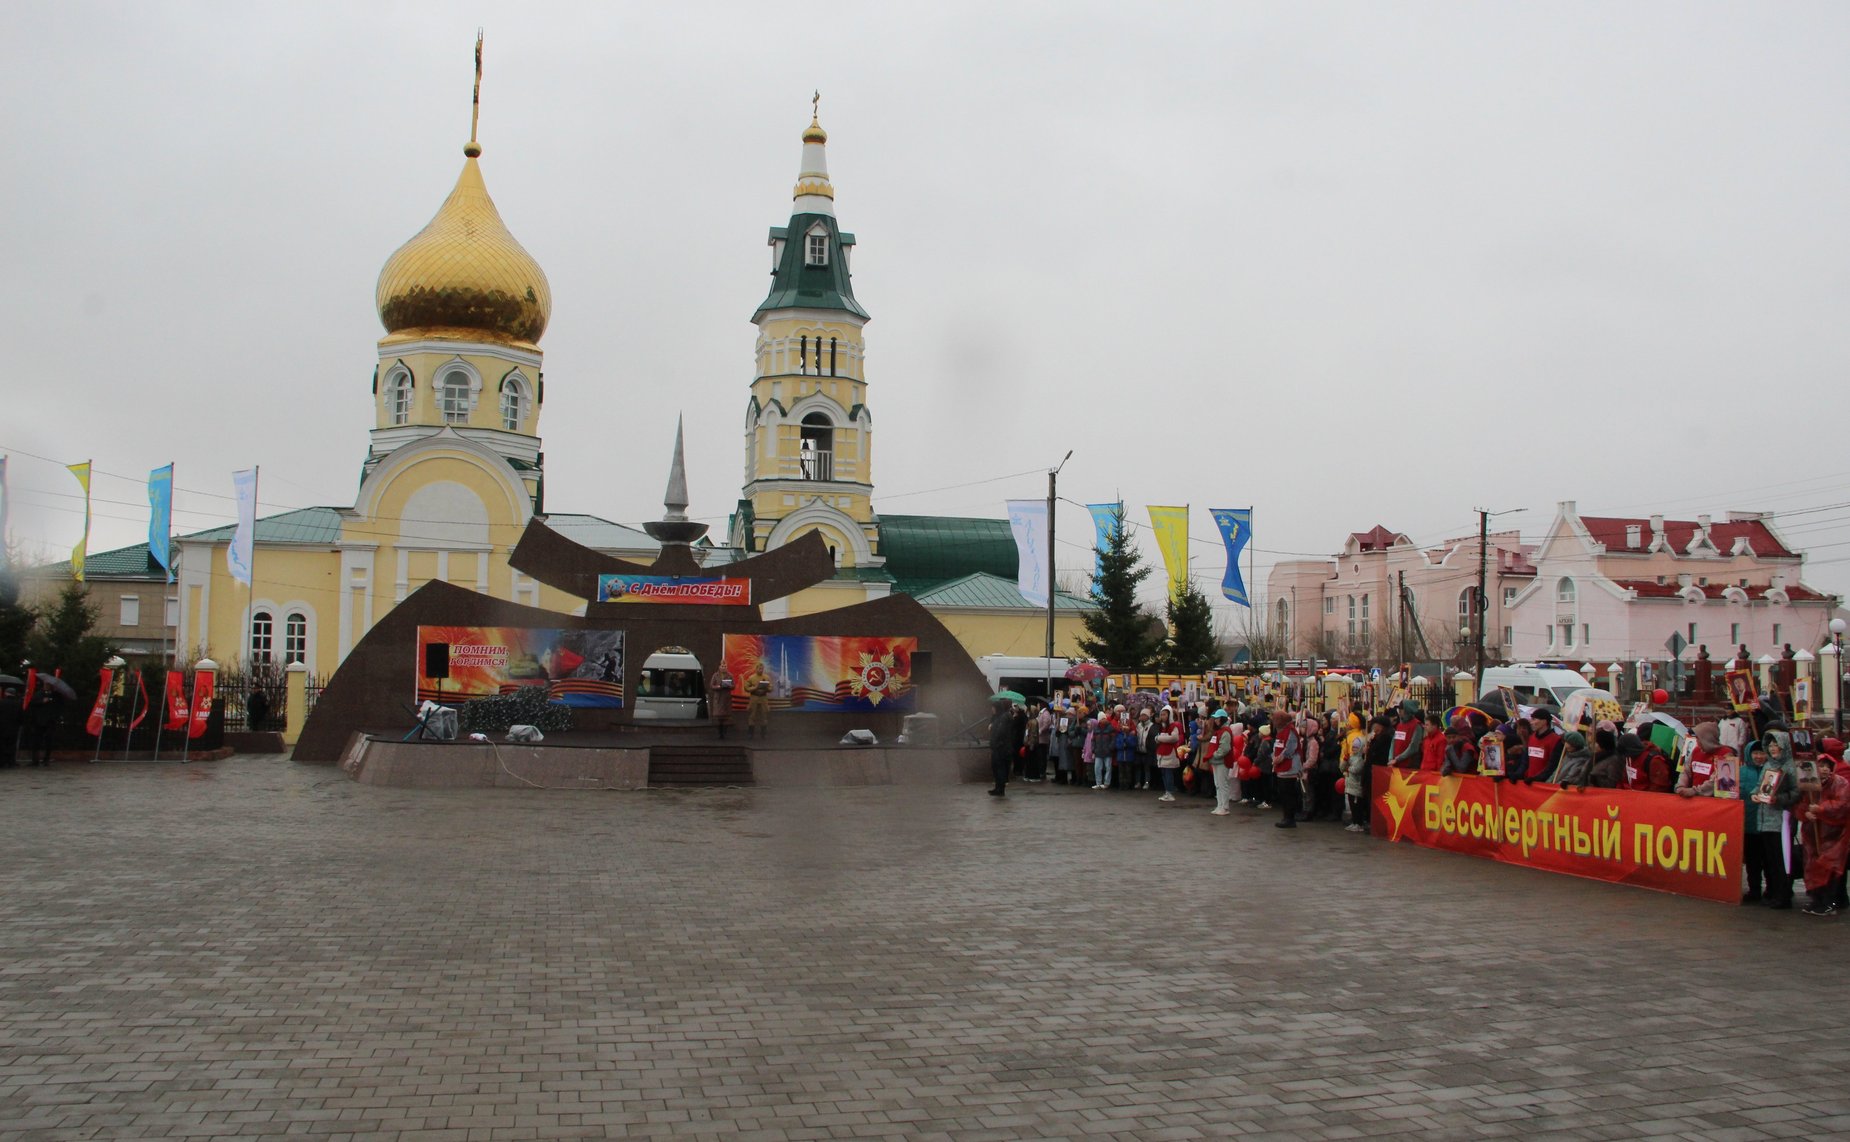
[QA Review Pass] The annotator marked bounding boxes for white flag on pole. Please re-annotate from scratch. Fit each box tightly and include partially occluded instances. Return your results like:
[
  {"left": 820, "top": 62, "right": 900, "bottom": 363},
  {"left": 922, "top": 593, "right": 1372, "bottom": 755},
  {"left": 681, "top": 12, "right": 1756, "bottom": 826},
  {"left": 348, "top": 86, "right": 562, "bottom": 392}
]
[
  {"left": 1007, "top": 498, "right": 1049, "bottom": 608},
  {"left": 227, "top": 468, "right": 257, "bottom": 585}
]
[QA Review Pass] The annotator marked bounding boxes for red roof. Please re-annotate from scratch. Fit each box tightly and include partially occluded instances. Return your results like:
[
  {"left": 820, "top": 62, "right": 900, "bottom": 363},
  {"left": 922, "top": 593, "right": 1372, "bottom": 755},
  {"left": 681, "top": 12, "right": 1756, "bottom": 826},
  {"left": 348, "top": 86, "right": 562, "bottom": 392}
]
[
  {"left": 1611, "top": 579, "right": 1826, "bottom": 602},
  {"left": 1348, "top": 525, "right": 1403, "bottom": 552},
  {"left": 1580, "top": 515, "right": 1794, "bottom": 560}
]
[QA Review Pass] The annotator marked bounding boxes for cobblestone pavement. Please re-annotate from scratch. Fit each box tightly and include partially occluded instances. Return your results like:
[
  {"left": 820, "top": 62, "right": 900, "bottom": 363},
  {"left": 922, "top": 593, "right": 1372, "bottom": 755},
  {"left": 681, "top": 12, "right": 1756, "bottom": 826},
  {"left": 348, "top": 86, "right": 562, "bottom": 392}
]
[{"left": 0, "top": 759, "right": 1844, "bottom": 1141}]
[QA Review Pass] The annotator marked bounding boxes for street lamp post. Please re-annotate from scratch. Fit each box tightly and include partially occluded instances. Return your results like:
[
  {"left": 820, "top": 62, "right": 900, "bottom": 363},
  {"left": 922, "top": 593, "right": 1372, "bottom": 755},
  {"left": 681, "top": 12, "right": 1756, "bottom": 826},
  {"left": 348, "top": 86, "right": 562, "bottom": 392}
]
[
  {"left": 1043, "top": 450, "right": 1073, "bottom": 706},
  {"left": 1832, "top": 618, "right": 1846, "bottom": 737},
  {"left": 1471, "top": 507, "right": 1525, "bottom": 690}
]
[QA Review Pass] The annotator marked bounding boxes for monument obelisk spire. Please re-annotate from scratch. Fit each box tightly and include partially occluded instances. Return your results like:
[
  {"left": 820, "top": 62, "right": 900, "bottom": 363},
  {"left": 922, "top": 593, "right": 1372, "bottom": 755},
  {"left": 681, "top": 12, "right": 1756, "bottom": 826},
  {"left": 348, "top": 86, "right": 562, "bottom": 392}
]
[{"left": 644, "top": 414, "right": 708, "bottom": 547}]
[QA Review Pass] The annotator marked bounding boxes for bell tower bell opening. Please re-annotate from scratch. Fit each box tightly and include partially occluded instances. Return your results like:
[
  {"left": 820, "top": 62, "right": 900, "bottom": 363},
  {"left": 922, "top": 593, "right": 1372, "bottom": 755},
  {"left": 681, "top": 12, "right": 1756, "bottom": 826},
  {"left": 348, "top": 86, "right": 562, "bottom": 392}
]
[{"left": 799, "top": 413, "right": 834, "bottom": 481}]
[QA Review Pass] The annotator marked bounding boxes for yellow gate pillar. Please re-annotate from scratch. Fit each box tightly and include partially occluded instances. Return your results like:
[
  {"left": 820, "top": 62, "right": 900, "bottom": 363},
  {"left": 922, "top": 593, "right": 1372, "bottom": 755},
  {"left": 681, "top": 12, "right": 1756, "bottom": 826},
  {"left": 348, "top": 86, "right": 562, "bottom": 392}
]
[{"left": 284, "top": 661, "right": 308, "bottom": 747}]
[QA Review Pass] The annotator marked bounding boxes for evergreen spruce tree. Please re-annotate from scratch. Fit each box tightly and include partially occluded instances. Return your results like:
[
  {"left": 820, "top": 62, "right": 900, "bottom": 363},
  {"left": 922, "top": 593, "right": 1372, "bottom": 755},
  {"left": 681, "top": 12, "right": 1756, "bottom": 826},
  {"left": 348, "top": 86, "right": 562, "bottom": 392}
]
[
  {"left": 0, "top": 565, "right": 36, "bottom": 673},
  {"left": 1162, "top": 578, "right": 1219, "bottom": 673},
  {"left": 25, "top": 581, "right": 112, "bottom": 686},
  {"left": 1076, "top": 506, "right": 1162, "bottom": 670}
]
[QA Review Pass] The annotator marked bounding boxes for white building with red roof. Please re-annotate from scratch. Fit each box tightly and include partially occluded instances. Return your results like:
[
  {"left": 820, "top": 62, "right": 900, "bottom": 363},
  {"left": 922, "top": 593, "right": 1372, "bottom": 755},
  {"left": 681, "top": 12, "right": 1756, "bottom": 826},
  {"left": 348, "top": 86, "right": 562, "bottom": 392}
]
[{"left": 1507, "top": 501, "right": 1835, "bottom": 663}]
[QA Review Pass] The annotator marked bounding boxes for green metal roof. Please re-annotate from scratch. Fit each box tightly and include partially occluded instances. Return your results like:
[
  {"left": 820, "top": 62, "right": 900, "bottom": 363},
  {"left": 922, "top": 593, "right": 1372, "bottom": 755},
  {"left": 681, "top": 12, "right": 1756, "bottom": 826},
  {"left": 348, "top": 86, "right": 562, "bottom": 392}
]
[
  {"left": 754, "top": 212, "right": 869, "bottom": 321},
  {"left": 30, "top": 541, "right": 171, "bottom": 580},
  {"left": 183, "top": 506, "right": 346, "bottom": 546},
  {"left": 878, "top": 514, "right": 1018, "bottom": 586},
  {"left": 833, "top": 566, "right": 896, "bottom": 584},
  {"left": 910, "top": 572, "right": 1092, "bottom": 612}
]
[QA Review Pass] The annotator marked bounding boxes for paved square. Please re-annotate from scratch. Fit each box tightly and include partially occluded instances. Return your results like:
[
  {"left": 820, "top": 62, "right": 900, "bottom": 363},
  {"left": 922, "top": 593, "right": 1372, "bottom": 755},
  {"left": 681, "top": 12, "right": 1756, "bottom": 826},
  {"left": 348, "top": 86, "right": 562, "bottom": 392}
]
[{"left": 0, "top": 758, "right": 1843, "bottom": 1140}]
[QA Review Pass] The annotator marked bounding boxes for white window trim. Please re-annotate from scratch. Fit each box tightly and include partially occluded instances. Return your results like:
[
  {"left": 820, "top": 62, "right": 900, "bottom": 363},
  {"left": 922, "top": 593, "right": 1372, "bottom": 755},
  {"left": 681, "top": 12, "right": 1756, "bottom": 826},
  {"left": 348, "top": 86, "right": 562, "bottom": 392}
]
[
  {"left": 384, "top": 366, "right": 413, "bottom": 426},
  {"left": 119, "top": 595, "right": 140, "bottom": 627},
  {"left": 276, "top": 602, "right": 319, "bottom": 671},
  {"left": 499, "top": 371, "right": 531, "bottom": 432},
  {"left": 805, "top": 224, "right": 830, "bottom": 266},
  {"left": 436, "top": 358, "right": 483, "bottom": 425},
  {"left": 250, "top": 608, "right": 276, "bottom": 665}
]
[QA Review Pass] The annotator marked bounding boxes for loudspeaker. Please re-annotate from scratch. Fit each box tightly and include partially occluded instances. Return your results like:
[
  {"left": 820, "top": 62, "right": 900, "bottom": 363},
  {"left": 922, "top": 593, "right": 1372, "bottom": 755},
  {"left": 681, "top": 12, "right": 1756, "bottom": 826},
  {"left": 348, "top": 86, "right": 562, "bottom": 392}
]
[
  {"left": 912, "top": 652, "right": 933, "bottom": 686},
  {"left": 424, "top": 642, "right": 451, "bottom": 680}
]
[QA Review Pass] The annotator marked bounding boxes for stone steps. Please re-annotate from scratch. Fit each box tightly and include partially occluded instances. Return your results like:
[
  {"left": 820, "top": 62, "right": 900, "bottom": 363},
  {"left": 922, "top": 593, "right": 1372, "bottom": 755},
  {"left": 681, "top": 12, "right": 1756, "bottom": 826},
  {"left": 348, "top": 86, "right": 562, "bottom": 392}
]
[{"left": 648, "top": 745, "right": 754, "bottom": 786}]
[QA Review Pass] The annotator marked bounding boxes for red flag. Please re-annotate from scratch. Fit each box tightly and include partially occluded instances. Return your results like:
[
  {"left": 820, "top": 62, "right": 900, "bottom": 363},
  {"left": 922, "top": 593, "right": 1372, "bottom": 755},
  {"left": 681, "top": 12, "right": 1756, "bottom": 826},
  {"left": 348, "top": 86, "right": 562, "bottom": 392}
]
[
  {"left": 128, "top": 670, "right": 149, "bottom": 731},
  {"left": 163, "top": 669, "right": 188, "bottom": 731},
  {"left": 188, "top": 664, "right": 216, "bottom": 740},
  {"left": 22, "top": 668, "right": 35, "bottom": 709},
  {"left": 85, "top": 665, "right": 114, "bottom": 737}
]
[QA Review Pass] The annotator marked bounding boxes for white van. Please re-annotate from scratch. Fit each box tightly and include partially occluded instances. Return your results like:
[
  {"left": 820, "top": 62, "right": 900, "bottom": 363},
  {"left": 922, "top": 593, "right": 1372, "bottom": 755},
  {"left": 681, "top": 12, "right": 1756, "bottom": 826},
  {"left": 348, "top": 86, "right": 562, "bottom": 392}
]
[
  {"left": 632, "top": 648, "right": 707, "bottom": 720},
  {"left": 1479, "top": 664, "right": 1593, "bottom": 710},
  {"left": 976, "top": 655, "right": 1072, "bottom": 701}
]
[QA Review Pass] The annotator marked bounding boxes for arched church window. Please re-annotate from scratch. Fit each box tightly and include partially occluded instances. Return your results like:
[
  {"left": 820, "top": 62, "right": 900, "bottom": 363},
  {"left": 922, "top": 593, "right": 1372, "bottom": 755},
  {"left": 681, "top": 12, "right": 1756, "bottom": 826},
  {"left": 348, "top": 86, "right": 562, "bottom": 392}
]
[
  {"left": 284, "top": 612, "right": 307, "bottom": 665},
  {"left": 251, "top": 611, "right": 274, "bottom": 665},
  {"left": 499, "top": 376, "right": 530, "bottom": 431},
  {"left": 439, "top": 369, "right": 472, "bottom": 424},
  {"left": 385, "top": 368, "right": 412, "bottom": 426},
  {"left": 799, "top": 413, "right": 833, "bottom": 481}
]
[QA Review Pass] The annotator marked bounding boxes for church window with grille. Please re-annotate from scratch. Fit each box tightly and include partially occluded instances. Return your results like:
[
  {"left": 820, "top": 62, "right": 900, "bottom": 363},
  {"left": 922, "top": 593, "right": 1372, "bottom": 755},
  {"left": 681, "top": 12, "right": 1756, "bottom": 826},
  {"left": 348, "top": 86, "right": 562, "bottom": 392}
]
[
  {"left": 806, "top": 232, "right": 828, "bottom": 266},
  {"left": 251, "top": 611, "right": 274, "bottom": 665}
]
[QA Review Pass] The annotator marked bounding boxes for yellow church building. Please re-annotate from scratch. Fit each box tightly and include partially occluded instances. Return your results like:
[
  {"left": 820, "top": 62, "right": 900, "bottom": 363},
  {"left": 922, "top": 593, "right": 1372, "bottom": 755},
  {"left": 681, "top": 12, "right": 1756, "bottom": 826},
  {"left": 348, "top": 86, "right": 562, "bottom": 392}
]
[{"left": 151, "top": 70, "right": 1089, "bottom": 675}]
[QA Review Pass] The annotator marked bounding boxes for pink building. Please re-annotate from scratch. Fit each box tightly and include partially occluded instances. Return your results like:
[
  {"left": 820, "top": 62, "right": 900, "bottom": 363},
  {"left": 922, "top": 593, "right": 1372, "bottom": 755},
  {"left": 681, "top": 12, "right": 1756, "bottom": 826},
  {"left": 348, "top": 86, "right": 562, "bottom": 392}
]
[
  {"left": 1267, "top": 525, "right": 1537, "bottom": 664},
  {"left": 1505, "top": 502, "right": 1836, "bottom": 663}
]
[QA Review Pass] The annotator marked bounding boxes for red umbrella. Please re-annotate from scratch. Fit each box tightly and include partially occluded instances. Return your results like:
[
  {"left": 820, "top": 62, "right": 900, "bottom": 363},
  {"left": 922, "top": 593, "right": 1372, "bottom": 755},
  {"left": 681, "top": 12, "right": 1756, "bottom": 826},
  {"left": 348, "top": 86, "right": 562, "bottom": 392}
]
[{"left": 1064, "top": 662, "right": 1109, "bottom": 683}]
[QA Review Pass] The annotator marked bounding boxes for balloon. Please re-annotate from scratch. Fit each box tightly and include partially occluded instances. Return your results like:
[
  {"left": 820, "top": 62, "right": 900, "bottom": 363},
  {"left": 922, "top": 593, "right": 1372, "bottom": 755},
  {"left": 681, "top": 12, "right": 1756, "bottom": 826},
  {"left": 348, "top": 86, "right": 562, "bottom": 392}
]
[
  {"left": 1652, "top": 688, "right": 1670, "bottom": 705},
  {"left": 1335, "top": 778, "right": 1346, "bottom": 795}
]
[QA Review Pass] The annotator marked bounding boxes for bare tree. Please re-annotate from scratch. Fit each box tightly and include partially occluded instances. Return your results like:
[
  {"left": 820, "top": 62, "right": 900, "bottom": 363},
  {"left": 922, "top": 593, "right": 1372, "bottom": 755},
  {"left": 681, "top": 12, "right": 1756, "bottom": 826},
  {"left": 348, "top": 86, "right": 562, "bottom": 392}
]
[{"left": 1231, "top": 606, "right": 1289, "bottom": 666}]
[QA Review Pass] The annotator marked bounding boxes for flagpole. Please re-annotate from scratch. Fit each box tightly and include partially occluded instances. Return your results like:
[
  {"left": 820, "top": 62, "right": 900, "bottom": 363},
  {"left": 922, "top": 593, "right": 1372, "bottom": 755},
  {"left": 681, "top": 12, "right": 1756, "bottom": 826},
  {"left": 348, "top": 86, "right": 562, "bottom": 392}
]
[
  {"left": 1247, "top": 506, "right": 1255, "bottom": 617},
  {"left": 152, "top": 660, "right": 165, "bottom": 761},
  {"left": 152, "top": 463, "right": 174, "bottom": 761},
  {"left": 246, "top": 466, "right": 259, "bottom": 685},
  {"left": 92, "top": 681, "right": 106, "bottom": 765},
  {"left": 121, "top": 671, "right": 135, "bottom": 762},
  {"left": 0, "top": 454, "right": 9, "bottom": 572}
]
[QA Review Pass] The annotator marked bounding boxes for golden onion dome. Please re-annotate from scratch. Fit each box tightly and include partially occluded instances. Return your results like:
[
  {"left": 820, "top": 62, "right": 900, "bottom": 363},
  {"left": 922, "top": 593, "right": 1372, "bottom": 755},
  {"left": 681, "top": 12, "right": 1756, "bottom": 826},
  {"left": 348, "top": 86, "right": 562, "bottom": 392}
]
[
  {"left": 802, "top": 116, "right": 828, "bottom": 144},
  {"left": 375, "top": 145, "right": 551, "bottom": 345}
]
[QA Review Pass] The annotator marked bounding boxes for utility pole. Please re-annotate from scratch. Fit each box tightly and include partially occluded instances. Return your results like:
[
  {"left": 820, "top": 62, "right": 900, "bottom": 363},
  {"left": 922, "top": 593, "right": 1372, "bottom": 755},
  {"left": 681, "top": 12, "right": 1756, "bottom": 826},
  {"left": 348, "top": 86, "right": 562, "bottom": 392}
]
[
  {"left": 1043, "top": 450, "right": 1072, "bottom": 702},
  {"left": 1398, "top": 570, "right": 1408, "bottom": 676},
  {"left": 1475, "top": 508, "right": 1489, "bottom": 689}
]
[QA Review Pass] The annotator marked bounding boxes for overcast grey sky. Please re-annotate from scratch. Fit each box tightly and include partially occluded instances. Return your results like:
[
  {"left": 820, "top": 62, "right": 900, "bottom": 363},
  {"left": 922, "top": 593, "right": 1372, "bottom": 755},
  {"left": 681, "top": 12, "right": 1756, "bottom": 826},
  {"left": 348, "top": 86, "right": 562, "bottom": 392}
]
[{"left": 4, "top": 2, "right": 1848, "bottom": 620}]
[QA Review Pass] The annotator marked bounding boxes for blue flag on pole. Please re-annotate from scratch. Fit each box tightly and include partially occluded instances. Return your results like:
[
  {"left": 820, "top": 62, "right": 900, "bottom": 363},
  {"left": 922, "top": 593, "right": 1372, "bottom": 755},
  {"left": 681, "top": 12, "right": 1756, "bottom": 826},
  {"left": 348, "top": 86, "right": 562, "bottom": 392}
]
[
  {"left": 148, "top": 464, "right": 174, "bottom": 583},
  {"left": 1085, "top": 502, "right": 1121, "bottom": 580},
  {"left": 1210, "top": 508, "right": 1253, "bottom": 606}
]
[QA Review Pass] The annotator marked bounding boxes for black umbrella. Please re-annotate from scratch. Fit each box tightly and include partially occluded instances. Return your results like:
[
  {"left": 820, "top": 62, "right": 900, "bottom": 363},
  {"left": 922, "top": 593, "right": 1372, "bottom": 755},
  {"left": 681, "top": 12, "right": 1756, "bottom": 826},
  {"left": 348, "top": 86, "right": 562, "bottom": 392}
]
[
  {"left": 1472, "top": 690, "right": 1513, "bottom": 721},
  {"left": 35, "top": 673, "right": 77, "bottom": 701},
  {"left": 0, "top": 674, "right": 21, "bottom": 689}
]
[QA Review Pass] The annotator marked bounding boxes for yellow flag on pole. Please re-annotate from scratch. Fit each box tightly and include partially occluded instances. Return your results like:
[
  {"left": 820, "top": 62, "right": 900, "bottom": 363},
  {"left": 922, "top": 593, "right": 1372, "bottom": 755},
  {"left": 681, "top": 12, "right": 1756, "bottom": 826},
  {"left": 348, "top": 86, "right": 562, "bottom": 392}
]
[
  {"left": 1147, "top": 504, "right": 1189, "bottom": 604},
  {"left": 67, "top": 460, "right": 92, "bottom": 582}
]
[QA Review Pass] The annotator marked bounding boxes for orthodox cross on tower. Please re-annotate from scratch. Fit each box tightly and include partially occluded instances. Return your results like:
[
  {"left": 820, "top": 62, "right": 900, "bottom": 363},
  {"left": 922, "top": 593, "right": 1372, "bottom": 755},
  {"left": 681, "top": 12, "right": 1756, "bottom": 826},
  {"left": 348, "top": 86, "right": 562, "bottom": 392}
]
[{"left": 467, "top": 28, "right": 484, "bottom": 157}]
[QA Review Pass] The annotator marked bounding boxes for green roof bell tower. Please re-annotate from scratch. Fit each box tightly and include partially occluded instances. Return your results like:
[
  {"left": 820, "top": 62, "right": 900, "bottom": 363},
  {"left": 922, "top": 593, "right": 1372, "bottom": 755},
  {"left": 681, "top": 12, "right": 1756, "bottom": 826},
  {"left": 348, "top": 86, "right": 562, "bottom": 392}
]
[{"left": 733, "top": 99, "right": 881, "bottom": 579}]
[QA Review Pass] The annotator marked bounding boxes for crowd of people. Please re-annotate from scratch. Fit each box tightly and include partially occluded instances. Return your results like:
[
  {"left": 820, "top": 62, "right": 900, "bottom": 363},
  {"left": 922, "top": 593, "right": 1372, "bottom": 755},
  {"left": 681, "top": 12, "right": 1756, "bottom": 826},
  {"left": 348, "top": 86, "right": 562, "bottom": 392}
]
[{"left": 985, "top": 688, "right": 1850, "bottom": 916}]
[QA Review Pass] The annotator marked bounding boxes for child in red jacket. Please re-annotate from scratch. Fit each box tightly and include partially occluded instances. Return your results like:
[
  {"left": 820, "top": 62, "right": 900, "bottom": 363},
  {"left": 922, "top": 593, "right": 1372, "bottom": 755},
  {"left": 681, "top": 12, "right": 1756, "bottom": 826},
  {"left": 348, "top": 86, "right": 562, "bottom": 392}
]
[{"left": 1420, "top": 713, "right": 1448, "bottom": 772}]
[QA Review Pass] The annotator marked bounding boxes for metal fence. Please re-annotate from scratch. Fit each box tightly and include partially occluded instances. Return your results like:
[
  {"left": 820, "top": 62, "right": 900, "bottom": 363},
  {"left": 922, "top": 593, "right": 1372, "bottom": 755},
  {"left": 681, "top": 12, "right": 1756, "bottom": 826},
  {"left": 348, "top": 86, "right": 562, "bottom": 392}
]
[{"left": 213, "top": 666, "right": 329, "bottom": 732}]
